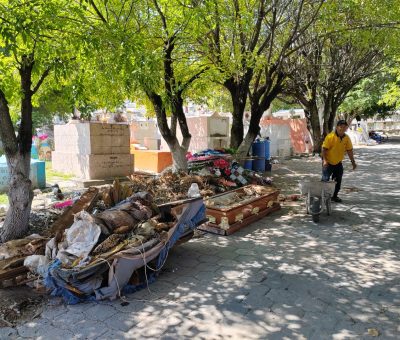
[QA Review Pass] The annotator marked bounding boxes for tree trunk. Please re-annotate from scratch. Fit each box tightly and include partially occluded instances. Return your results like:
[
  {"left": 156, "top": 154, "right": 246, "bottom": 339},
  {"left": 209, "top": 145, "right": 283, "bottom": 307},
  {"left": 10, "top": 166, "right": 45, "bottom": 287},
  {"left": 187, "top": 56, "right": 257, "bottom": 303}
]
[
  {"left": 0, "top": 57, "right": 36, "bottom": 242},
  {"left": 322, "top": 100, "right": 337, "bottom": 138},
  {"left": 304, "top": 104, "right": 323, "bottom": 154},
  {"left": 168, "top": 140, "right": 188, "bottom": 172},
  {"left": 236, "top": 105, "right": 263, "bottom": 159},
  {"left": 147, "top": 91, "right": 189, "bottom": 171},
  {"left": 236, "top": 130, "right": 257, "bottom": 160},
  {"left": 327, "top": 106, "right": 337, "bottom": 133},
  {"left": 236, "top": 78, "right": 283, "bottom": 159},
  {"left": 168, "top": 96, "right": 190, "bottom": 172},
  {"left": 1, "top": 154, "right": 33, "bottom": 242},
  {"left": 225, "top": 79, "right": 247, "bottom": 149},
  {"left": 230, "top": 104, "right": 245, "bottom": 149}
]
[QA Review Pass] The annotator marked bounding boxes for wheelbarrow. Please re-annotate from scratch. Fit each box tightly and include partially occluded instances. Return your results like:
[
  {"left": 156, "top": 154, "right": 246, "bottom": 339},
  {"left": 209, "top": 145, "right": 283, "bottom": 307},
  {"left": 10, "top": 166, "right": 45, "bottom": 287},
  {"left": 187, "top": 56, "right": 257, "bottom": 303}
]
[{"left": 299, "top": 179, "right": 336, "bottom": 222}]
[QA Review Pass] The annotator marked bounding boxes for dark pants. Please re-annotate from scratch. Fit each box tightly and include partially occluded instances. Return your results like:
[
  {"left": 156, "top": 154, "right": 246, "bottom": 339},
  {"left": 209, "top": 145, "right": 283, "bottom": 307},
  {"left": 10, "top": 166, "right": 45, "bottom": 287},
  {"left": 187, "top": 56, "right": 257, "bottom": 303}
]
[{"left": 322, "top": 162, "right": 343, "bottom": 198}]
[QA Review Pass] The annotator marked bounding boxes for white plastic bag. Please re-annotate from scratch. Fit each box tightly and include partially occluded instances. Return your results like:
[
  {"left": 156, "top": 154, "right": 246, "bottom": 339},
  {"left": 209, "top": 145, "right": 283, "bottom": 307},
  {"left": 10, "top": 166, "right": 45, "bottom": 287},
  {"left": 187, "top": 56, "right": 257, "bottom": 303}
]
[
  {"left": 56, "top": 211, "right": 101, "bottom": 265},
  {"left": 24, "top": 255, "right": 50, "bottom": 276},
  {"left": 187, "top": 183, "right": 201, "bottom": 198}
]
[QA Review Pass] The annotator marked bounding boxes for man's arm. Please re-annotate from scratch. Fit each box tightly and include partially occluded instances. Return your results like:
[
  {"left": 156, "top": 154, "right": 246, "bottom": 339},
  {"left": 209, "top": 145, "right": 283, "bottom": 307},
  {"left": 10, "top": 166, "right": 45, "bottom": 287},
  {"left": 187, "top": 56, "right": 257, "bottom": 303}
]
[
  {"left": 322, "top": 148, "right": 329, "bottom": 168},
  {"left": 347, "top": 149, "right": 357, "bottom": 170}
]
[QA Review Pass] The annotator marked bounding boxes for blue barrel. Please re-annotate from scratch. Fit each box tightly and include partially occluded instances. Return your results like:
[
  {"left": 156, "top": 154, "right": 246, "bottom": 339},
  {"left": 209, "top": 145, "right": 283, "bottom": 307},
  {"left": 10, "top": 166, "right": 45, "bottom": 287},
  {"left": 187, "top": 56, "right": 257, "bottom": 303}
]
[
  {"left": 252, "top": 140, "right": 265, "bottom": 172},
  {"left": 244, "top": 159, "right": 253, "bottom": 170},
  {"left": 265, "top": 159, "right": 272, "bottom": 172},
  {"left": 264, "top": 139, "right": 271, "bottom": 160},
  {"left": 252, "top": 140, "right": 265, "bottom": 157}
]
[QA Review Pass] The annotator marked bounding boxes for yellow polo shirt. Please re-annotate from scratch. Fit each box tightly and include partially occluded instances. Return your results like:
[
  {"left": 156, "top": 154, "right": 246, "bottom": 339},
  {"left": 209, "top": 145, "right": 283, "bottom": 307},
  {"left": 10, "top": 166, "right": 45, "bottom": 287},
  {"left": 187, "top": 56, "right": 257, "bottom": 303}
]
[{"left": 322, "top": 132, "right": 353, "bottom": 165}]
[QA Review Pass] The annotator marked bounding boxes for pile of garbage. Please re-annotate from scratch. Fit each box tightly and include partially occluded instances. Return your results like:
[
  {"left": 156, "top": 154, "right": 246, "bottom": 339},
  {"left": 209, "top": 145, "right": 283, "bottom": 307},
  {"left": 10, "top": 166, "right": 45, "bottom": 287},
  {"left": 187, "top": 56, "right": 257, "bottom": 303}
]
[
  {"left": 38, "top": 192, "right": 159, "bottom": 270},
  {"left": 126, "top": 172, "right": 215, "bottom": 205},
  {"left": 0, "top": 189, "right": 205, "bottom": 304},
  {"left": 188, "top": 149, "right": 272, "bottom": 187},
  {"left": 205, "top": 185, "right": 276, "bottom": 210}
]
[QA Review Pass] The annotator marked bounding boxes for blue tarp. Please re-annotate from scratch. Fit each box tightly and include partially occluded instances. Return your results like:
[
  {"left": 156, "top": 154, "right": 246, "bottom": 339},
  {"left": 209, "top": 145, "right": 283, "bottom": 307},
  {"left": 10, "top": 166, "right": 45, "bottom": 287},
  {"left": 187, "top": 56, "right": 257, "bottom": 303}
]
[{"left": 44, "top": 199, "right": 206, "bottom": 304}]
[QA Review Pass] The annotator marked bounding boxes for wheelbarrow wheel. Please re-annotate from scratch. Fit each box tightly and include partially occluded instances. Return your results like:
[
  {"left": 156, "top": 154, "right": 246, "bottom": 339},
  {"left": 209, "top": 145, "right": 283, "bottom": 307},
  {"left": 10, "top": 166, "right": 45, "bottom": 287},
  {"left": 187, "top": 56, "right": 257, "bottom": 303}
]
[
  {"left": 326, "top": 197, "right": 332, "bottom": 215},
  {"left": 311, "top": 198, "right": 320, "bottom": 222}
]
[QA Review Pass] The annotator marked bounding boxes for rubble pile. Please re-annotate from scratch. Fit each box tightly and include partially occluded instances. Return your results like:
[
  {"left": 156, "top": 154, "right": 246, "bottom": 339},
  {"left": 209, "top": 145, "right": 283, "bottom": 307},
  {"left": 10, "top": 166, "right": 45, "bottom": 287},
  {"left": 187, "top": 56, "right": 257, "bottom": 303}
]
[
  {"left": 28, "top": 209, "right": 63, "bottom": 235},
  {"left": 36, "top": 192, "right": 169, "bottom": 268},
  {"left": 0, "top": 188, "right": 205, "bottom": 303},
  {"left": 0, "top": 148, "right": 274, "bottom": 303},
  {"left": 115, "top": 172, "right": 216, "bottom": 205}
]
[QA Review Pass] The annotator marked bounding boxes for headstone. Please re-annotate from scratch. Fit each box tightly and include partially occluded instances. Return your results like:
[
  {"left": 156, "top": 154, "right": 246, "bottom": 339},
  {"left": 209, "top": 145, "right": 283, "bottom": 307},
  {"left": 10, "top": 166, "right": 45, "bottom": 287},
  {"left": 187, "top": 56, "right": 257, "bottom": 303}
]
[
  {"left": 0, "top": 156, "right": 46, "bottom": 192},
  {"left": 52, "top": 121, "right": 133, "bottom": 180}
]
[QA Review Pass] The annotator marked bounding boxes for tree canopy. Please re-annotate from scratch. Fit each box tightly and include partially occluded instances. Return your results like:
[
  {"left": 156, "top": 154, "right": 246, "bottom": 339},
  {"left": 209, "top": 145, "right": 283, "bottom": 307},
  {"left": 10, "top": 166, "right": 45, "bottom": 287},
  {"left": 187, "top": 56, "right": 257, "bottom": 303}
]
[{"left": 2, "top": 0, "right": 400, "bottom": 240}]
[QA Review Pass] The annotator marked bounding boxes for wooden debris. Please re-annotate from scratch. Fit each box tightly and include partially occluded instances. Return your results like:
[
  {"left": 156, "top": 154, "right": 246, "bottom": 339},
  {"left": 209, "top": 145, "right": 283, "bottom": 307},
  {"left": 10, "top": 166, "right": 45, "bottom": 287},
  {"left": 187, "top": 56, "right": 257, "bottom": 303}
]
[
  {"left": 96, "top": 210, "right": 136, "bottom": 231},
  {"left": 0, "top": 266, "right": 29, "bottom": 288},
  {"left": 46, "top": 187, "right": 99, "bottom": 238},
  {"left": 113, "top": 225, "right": 135, "bottom": 234},
  {"left": 92, "top": 234, "right": 126, "bottom": 255},
  {"left": 101, "top": 179, "right": 134, "bottom": 207}
]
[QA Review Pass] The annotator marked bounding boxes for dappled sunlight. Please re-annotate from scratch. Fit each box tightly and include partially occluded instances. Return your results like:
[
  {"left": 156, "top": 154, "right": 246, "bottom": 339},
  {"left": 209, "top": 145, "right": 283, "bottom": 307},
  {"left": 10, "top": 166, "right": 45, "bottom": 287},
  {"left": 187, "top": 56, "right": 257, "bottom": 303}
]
[{"left": 17, "top": 140, "right": 400, "bottom": 339}]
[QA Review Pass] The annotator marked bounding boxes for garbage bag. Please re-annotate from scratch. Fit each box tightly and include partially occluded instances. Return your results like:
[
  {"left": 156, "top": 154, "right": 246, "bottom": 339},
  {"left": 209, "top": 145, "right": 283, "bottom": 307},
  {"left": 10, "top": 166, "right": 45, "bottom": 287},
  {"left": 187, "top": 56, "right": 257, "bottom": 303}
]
[
  {"left": 24, "top": 255, "right": 49, "bottom": 276},
  {"left": 56, "top": 211, "right": 101, "bottom": 266}
]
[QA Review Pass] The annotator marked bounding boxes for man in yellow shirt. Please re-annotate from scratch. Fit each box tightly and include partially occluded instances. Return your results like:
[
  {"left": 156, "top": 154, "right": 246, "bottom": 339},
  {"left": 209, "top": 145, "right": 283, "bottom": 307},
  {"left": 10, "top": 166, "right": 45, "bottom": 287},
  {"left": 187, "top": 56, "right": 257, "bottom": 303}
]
[{"left": 322, "top": 120, "right": 357, "bottom": 202}]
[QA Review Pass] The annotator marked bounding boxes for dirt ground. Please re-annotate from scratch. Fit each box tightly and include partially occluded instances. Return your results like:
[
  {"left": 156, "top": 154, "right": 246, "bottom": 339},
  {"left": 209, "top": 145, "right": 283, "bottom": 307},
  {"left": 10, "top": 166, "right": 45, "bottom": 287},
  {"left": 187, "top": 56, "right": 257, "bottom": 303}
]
[{"left": 0, "top": 287, "right": 48, "bottom": 329}]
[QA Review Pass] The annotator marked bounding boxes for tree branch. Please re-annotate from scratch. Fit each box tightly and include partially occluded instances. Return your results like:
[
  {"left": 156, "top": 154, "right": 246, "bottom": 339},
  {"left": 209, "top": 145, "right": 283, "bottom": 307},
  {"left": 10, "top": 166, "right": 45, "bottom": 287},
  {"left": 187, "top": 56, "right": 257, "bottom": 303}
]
[
  {"left": 0, "top": 89, "right": 18, "bottom": 156},
  {"left": 153, "top": 0, "right": 168, "bottom": 35},
  {"left": 32, "top": 67, "right": 51, "bottom": 94},
  {"left": 179, "top": 68, "right": 208, "bottom": 95},
  {"left": 88, "top": 0, "right": 108, "bottom": 24}
]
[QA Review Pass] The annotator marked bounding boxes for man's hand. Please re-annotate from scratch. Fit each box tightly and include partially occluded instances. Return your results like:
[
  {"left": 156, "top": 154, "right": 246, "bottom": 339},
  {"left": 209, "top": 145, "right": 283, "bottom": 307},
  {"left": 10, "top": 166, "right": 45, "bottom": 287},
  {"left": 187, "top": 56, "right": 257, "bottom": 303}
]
[
  {"left": 351, "top": 161, "right": 357, "bottom": 170},
  {"left": 323, "top": 160, "right": 329, "bottom": 169}
]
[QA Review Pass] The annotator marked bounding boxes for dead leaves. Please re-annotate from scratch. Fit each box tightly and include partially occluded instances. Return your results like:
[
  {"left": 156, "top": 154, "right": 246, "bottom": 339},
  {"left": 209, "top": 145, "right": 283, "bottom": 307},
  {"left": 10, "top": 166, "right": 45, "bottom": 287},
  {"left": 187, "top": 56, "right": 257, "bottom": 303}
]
[
  {"left": 367, "top": 328, "right": 380, "bottom": 337},
  {"left": 102, "top": 179, "right": 133, "bottom": 207},
  {"left": 125, "top": 171, "right": 216, "bottom": 205}
]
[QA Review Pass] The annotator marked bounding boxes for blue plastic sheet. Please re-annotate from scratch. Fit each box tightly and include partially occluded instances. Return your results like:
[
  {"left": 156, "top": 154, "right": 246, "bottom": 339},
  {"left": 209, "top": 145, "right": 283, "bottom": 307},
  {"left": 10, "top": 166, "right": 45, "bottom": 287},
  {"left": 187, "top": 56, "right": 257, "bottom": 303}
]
[{"left": 44, "top": 200, "right": 205, "bottom": 304}]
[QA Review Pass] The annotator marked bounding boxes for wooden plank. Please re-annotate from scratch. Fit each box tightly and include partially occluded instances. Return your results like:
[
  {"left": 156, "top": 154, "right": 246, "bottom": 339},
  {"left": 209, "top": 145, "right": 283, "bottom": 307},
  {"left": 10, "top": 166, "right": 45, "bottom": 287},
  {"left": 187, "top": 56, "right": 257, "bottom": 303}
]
[
  {"left": 0, "top": 266, "right": 29, "bottom": 282},
  {"left": 45, "top": 187, "right": 99, "bottom": 237},
  {"left": 198, "top": 203, "right": 281, "bottom": 236},
  {"left": 197, "top": 224, "right": 226, "bottom": 235}
]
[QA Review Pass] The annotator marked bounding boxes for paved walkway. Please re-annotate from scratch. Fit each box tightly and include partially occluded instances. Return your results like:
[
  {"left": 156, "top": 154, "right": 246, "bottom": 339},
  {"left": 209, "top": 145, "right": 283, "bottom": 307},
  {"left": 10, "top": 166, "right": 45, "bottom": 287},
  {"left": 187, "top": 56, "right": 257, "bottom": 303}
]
[{"left": 3, "top": 140, "right": 400, "bottom": 339}]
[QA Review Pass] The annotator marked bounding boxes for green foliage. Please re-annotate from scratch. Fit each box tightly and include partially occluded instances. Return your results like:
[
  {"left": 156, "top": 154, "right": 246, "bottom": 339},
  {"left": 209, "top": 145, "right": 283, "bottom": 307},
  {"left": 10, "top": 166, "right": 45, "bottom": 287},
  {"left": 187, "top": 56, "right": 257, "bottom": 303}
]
[
  {"left": 380, "top": 61, "right": 400, "bottom": 110},
  {"left": 187, "top": 83, "right": 234, "bottom": 113},
  {"left": 2, "top": 0, "right": 400, "bottom": 135},
  {"left": 0, "top": 0, "right": 88, "bottom": 116},
  {"left": 340, "top": 72, "right": 397, "bottom": 119},
  {"left": 271, "top": 99, "right": 298, "bottom": 112},
  {"left": 0, "top": 193, "right": 8, "bottom": 204},
  {"left": 46, "top": 161, "right": 74, "bottom": 182}
]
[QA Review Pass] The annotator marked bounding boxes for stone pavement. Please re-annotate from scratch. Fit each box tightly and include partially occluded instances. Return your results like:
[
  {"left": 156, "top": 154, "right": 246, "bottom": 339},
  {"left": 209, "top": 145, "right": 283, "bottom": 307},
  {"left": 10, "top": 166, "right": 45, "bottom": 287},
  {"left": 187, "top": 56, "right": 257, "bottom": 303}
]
[{"left": 2, "top": 140, "right": 400, "bottom": 339}]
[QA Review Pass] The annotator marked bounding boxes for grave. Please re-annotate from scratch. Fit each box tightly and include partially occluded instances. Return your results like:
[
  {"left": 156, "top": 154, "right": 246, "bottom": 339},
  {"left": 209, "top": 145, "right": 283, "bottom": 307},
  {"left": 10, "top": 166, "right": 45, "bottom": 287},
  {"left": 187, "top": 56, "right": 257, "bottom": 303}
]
[
  {"left": 0, "top": 156, "right": 46, "bottom": 192},
  {"left": 52, "top": 121, "right": 133, "bottom": 180},
  {"left": 160, "top": 114, "right": 230, "bottom": 153}
]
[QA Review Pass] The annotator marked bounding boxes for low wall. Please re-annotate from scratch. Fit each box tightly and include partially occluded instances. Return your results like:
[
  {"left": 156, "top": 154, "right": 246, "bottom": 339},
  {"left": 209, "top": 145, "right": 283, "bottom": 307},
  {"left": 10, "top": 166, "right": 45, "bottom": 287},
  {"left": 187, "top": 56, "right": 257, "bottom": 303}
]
[
  {"left": 0, "top": 156, "right": 46, "bottom": 192},
  {"left": 260, "top": 118, "right": 313, "bottom": 155}
]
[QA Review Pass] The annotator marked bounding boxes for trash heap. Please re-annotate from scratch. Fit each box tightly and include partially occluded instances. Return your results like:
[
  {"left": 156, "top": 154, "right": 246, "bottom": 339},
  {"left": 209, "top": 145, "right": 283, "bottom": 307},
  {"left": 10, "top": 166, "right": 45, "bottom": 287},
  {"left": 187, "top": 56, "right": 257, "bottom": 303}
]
[
  {"left": 0, "top": 189, "right": 205, "bottom": 304},
  {"left": 126, "top": 172, "right": 216, "bottom": 204},
  {"left": 187, "top": 149, "right": 272, "bottom": 189},
  {"left": 0, "top": 149, "right": 274, "bottom": 302}
]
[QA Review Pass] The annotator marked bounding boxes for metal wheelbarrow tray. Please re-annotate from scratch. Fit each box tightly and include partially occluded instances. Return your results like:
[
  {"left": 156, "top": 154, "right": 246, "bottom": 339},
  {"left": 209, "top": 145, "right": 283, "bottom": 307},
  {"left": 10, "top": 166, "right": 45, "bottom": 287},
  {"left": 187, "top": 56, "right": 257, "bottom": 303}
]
[
  {"left": 299, "top": 180, "right": 336, "bottom": 197},
  {"left": 299, "top": 179, "right": 336, "bottom": 222}
]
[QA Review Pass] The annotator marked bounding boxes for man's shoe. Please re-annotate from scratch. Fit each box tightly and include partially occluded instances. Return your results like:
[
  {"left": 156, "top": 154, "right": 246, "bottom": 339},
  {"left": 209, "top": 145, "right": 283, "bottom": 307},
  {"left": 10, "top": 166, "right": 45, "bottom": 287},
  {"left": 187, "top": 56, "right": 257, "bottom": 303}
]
[{"left": 331, "top": 196, "right": 342, "bottom": 203}]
